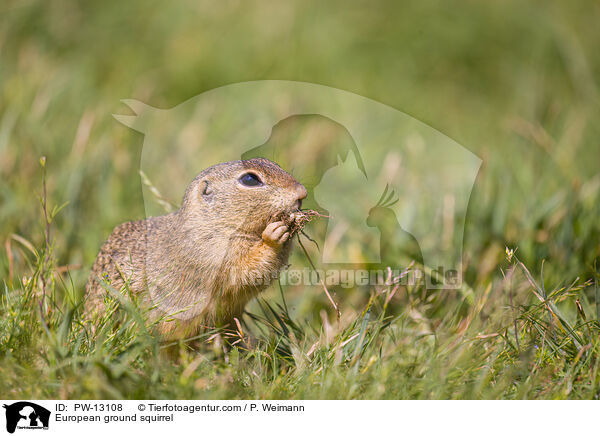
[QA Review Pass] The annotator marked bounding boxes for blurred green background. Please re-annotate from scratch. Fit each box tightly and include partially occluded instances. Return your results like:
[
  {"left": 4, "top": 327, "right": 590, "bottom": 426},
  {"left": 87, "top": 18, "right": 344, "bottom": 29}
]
[
  {"left": 1, "top": 0, "right": 598, "bottom": 285},
  {"left": 0, "top": 0, "right": 599, "bottom": 399}
]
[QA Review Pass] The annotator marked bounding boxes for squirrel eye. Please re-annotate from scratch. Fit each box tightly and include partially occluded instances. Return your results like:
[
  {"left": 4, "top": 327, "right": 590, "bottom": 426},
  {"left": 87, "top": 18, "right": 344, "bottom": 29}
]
[{"left": 239, "top": 172, "right": 263, "bottom": 187}]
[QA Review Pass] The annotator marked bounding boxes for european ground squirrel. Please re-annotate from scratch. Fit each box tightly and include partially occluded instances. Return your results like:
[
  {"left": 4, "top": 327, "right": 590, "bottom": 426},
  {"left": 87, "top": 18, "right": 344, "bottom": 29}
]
[{"left": 86, "top": 158, "right": 307, "bottom": 340}]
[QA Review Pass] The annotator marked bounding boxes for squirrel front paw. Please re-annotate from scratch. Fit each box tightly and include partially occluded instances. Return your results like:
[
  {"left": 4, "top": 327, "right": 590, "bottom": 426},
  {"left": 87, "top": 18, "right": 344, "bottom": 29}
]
[{"left": 262, "top": 221, "right": 290, "bottom": 247}]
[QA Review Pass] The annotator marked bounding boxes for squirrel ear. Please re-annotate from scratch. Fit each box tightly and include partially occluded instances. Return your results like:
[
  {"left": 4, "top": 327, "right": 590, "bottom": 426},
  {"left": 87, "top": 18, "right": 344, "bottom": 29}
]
[{"left": 200, "top": 180, "right": 214, "bottom": 202}]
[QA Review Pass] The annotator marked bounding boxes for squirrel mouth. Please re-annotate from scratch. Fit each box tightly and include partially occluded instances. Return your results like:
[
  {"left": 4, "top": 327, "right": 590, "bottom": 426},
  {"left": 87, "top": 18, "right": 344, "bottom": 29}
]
[
  {"left": 270, "top": 208, "right": 323, "bottom": 236},
  {"left": 271, "top": 204, "right": 303, "bottom": 221}
]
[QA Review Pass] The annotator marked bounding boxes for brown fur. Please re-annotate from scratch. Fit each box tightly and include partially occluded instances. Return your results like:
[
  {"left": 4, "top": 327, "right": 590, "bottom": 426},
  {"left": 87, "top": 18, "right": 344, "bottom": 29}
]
[{"left": 85, "top": 158, "right": 307, "bottom": 340}]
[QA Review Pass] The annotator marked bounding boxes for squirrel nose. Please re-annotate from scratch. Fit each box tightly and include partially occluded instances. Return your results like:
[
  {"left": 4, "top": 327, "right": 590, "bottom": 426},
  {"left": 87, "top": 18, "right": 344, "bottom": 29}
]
[
  {"left": 296, "top": 184, "right": 307, "bottom": 201},
  {"left": 294, "top": 184, "right": 307, "bottom": 209}
]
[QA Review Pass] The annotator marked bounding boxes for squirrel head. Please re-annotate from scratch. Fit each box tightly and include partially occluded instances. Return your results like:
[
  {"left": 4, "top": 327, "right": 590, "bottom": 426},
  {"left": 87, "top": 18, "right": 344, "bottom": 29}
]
[{"left": 179, "top": 158, "right": 307, "bottom": 237}]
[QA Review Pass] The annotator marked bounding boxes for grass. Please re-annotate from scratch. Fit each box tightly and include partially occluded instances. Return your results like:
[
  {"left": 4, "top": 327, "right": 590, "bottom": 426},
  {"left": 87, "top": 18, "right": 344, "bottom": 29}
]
[
  {"left": 1, "top": 0, "right": 600, "bottom": 399},
  {"left": 2, "top": 216, "right": 599, "bottom": 399}
]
